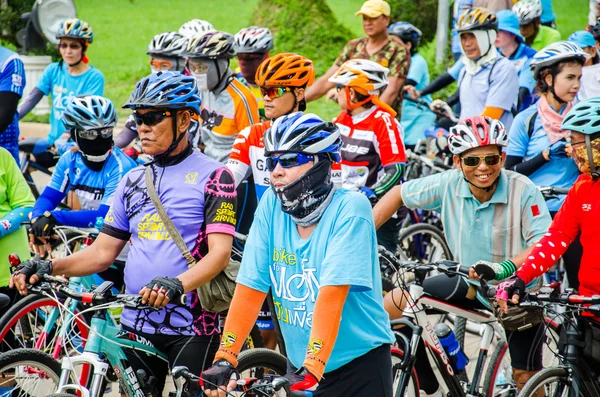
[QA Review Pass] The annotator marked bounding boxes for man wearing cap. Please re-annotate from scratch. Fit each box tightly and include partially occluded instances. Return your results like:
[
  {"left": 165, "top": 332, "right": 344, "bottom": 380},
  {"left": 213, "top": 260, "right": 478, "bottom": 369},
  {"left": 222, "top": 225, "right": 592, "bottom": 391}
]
[{"left": 306, "top": 0, "right": 409, "bottom": 118}]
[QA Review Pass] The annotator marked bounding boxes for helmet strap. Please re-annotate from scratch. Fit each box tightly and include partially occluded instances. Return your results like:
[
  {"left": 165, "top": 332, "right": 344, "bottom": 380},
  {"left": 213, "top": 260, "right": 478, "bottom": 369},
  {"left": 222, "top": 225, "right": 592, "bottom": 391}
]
[
  {"left": 460, "top": 163, "right": 500, "bottom": 192},
  {"left": 154, "top": 113, "right": 188, "bottom": 162},
  {"left": 586, "top": 134, "right": 600, "bottom": 181},
  {"left": 345, "top": 87, "right": 372, "bottom": 114}
]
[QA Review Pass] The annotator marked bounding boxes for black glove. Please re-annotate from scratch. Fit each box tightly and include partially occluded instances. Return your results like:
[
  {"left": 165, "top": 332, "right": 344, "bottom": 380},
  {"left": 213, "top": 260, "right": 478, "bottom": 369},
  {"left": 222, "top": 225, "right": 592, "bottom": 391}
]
[
  {"left": 30, "top": 211, "right": 56, "bottom": 238},
  {"left": 496, "top": 276, "right": 526, "bottom": 302},
  {"left": 200, "top": 359, "right": 239, "bottom": 391},
  {"left": 144, "top": 276, "right": 184, "bottom": 301},
  {"left": 13, "top": 259, "right": 53, "bottom": 281}
]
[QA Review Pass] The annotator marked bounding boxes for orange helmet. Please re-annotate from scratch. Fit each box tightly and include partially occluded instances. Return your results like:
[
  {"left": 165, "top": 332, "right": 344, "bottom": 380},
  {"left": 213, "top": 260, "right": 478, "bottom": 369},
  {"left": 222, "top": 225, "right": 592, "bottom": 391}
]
[{"left": 255, "top": 53, "right": 315, "bottom": 87}]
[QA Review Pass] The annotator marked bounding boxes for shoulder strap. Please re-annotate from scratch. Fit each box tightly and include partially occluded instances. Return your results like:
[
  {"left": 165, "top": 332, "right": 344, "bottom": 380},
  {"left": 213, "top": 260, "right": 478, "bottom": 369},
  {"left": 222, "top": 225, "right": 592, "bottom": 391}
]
[
  {"left": 487, "top": 58, "right": 498, "bottom": 86},
  {"left": 144, "top": 166, "right": 196, "bottom": 267},
  {"left": 526, "top": 111, "right": 538, "bottom": 139}
]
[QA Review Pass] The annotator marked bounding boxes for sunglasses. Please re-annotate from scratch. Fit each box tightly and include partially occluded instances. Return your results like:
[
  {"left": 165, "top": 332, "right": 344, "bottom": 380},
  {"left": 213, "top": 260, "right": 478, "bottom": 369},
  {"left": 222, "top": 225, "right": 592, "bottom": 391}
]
[
  {"left": 266, "top": 153, "right": 316, "bottom": 171},
  {"left": 260, "top": 86, "right": 293, "bottom": 100},
  {"left": 238, "top": 53, "right": 265, "bottom": 62},
  {"left": 59, "top": 43, "right": 82, "bottom": 50},
  {"left": 133, "top": 110, "right": 172, "bottom": 126},
  {"left": 75, "top": 128, "right": 113, "bottom": 140},
  {"left": 461, "top": 154, "right": 501, "bottom": 167},
  {"left": 150, "top": 58, "right": 176, "bottom": 71},
  {"left": 188, "top": 60, "right": 209, "bottom": 74}
]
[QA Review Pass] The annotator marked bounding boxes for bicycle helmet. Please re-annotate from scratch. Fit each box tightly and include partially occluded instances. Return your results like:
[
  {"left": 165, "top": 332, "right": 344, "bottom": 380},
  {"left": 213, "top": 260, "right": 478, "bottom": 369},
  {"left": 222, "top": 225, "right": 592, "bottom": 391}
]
[
  {"left": 147, "top": 32, "right": 188, "bottom": 57},
  {"left": 512, "top": 0, "right": 543, "bottom": 25},
  {"left": 255, "top": 53, "right": 315, "bottom": 87},
  {"left": 234, "top": 26, "right": 274, "bottom": 54},
  {"left": 185, "top": 31, "right": 236, "bottom": 59},
  {"left": 123, "top": 71, "right": 201, "bottom": 115},
  {"left": 530, "top": 41, "right": 588, "bottom": 80},
  {"left": 591, "top": 18, "right": 600, "bottom": 42},
  {"left": 56, "top": 18, "right": 94, "bottom": 43},
  {"left": 178, "top": 19, "right": 215, "bottom": 39},
  {"left": 562, "top": 97, "right": 600, "bottom": 134},
  {"left": 62, "top": 95, "right": 117, "bottom": 131},
  {"left": 456, "top": 8, "right": 498, "bottom": 33},
  {"left": 448, "top": 116, "right": 508, "bottom": 155},
  {"left": 387, "top": 22, "right": 422, "bottom": 50},
  {"left": 264, "top": 112, "right": 341, "bottom": 162}
]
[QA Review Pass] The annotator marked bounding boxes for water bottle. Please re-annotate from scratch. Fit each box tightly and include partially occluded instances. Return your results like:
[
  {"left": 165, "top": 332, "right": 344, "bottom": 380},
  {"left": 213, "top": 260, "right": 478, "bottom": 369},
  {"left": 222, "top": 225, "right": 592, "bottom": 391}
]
[
  {"left": 94, "top": 216, "right": 105, "bottom": 230},
  {"left": 435, "top": 323, "right": 469, "bottom": 371}
]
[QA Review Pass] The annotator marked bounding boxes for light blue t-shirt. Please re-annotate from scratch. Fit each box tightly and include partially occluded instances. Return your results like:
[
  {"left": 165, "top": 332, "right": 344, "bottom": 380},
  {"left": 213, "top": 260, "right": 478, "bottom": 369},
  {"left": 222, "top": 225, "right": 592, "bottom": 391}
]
[
  {"left": 401, "top": 53, "right": 436, "bottom": 146},
  {"left": 237, "top": 188, "right": 395, "bottom": 372},
  {"left": 458, "top": 56, "right": 518, "bottom": 130},
  {"left": 506, "top": 103, "right": 580, "bottom": 212},
  {"left": 0, "top": 46, "right": 26, "bottom": 163},
  {"left": 36, "top": 62, "right": 104, "bottom": 144}
]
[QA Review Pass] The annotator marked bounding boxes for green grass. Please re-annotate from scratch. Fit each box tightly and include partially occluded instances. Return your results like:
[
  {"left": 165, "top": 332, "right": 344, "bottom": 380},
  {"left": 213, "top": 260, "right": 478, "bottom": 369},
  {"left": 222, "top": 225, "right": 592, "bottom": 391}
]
[{"left": 31, "top": 0, "right": 590, "bottom": 123}]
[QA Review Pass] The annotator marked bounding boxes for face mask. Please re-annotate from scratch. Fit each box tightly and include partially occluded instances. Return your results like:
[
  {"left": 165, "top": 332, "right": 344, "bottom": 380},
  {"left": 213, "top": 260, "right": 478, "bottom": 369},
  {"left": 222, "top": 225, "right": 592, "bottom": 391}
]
[
  {"left": 151, "top": 66, "right": 161, "bottom": 74},
  {"left": 574, "top": 137, "right": 600, "bottom": 175},
  {"left": 272, "top": 159, "right": 335, "bottom": 226},
  {"left": 193, "top": 72, "right": 209, "bottom": 90},
  {"left": 76, "top": 136, "right": 113, "bottom": 171}
]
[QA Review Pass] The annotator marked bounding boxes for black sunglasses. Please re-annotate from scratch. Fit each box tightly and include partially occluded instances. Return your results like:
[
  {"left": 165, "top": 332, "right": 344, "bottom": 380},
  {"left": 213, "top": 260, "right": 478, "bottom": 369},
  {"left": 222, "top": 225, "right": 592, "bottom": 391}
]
[
  {"left": 59, "top": 43, "right": 82, "bottom": 50},
  {"left": 133, "top": 110, "right": 172, "bottom": 126},
  {"left": 461, "top": 154, "right": 501, "bottom": 167}
]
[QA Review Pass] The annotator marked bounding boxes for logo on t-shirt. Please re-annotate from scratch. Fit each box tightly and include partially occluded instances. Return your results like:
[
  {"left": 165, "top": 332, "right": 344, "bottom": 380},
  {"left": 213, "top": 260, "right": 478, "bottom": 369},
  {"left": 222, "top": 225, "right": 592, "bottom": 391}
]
[
  {"left": 185, "top": 172, "right": 199, "bottom": 185},
  {"left": 583, "top": 203, "right": 592, "bottom": 211},
  {"left": 11, "top": 74, "right": 22, "bottom": 87}
]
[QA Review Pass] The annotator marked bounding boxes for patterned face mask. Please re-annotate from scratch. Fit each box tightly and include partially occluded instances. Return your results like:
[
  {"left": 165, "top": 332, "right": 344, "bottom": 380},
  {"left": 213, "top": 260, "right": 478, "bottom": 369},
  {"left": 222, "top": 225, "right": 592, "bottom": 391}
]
[{"left": 573, "top": 137, "right": 600, "bottom": 175}]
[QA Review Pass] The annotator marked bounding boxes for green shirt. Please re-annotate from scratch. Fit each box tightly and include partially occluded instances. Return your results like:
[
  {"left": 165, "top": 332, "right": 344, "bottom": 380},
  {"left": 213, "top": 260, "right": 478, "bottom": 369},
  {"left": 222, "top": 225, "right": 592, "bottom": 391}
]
[
  {"left": 531, "top": 25, "right": 562, "bottom": 52},
  {"left": 0, "top": 148, "right": 35, "bottom": 286}
]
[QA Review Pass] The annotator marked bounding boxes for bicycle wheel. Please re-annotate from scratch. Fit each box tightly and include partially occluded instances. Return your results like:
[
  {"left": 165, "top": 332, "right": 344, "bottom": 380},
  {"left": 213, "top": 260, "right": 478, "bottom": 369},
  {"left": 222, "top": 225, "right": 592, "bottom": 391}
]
[
  {"left": 391, "top": 347, "right": 419, "bottom": 397},
  {"left": 237, "top": 348, "right": 287, "bottom": 380},
  {"left": 397, "top": 223, "right": 452, "bottom": 263},
  {"left": 0, "top": 348, "right": 62, "bottom": 397},
  {"left": 0, "top": 294, "right": 89, "bottom": 355},
  {"left": 518, "top": 367, "right": 570, "bottom": 397},
  {"left": 482, "top": 340, "right": 515, "bottom": 397},
  {"left": 242, "top": 324, "right": 264, "bottom": 351}
]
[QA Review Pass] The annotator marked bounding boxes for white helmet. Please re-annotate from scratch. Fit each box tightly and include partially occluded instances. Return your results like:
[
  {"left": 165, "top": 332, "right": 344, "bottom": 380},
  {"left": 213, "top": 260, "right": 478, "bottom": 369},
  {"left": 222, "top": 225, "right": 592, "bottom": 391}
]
[
  {"left": 448, "top": 116, "right": 508, "bottom": 155},
  {"left": 530, "top": 41, "right": 588, "bottom": 80},
  {"left": 147, "top": 32, "right": 188, "bottom": 57},
  {"left": 328, "top": 59, "right": 389, "bottom": 95},
  {"left": 178, "top": 19, "right": 215, "bottom": 38},
  {"left": 234, "top": 26, "right": 274, "bottom": 53},
  {"left": 512, "top": 0, "right": 543, "bottom": 25}
]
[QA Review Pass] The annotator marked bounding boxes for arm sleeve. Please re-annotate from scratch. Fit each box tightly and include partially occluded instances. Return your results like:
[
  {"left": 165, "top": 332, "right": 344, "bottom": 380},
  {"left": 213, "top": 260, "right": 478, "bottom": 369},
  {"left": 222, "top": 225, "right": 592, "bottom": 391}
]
[
  {"left": 0, "top": 206, "right": 31, "bottom": 238},
  {"left": 52, "top": 204, "right": 109, "bottom": 228},
  {"left": 446, "top": 90, "right": 460, "bottom": 107},
  {"left": 372, "top": 163, "right": 405, "bottom": 196},
  {"left": 17, "top": 88, "right": 44, "bottom": 120},
  {"left": 517, "top": 87, "right": 530, "bottom": 113},
  {"left": 203, "top": 167, "right": 237, "bottom": 236},
  {"left": 0, "top": 149, "right": 35, "bottom": 237},
  {"left": 0, "top": 92, "right": 19, "bottom": 133},
  {"left": 114, "top": 119, "right": 138, "bottom": 148},
  {"left": 35, "top": 64, "right": 54, "bottom": 95},
  {"left": 404, "top": 79, "right": 418, "bottom": 87},
  {"left": 31, "top": 187, "right": 65, "bottom": 219},
  {"left": 486, "top": 62, "right": 519, "bottom": 111},
  {"left": 420, "top": 73, "right": 456, "bottom": 97},
  {"left": 505, "top": 153, "right": 548, "bottom": 176},
  {"left": 447, "top": 58, "right": 464, "bottom": 80}
]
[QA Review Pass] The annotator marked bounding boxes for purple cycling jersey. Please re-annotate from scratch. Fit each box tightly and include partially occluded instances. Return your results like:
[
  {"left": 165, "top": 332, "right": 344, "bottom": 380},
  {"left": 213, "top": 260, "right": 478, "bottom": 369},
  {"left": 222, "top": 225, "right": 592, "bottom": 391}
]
[{"left": 102, "top": 148, "right": 237, "bottom": 336}]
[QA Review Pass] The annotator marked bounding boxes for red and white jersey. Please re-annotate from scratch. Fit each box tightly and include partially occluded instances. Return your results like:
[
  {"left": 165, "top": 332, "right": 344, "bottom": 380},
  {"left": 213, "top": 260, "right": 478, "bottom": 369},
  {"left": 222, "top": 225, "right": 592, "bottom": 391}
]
[{"left": 334, "top": 106, "right": 406, "bottom": 191}]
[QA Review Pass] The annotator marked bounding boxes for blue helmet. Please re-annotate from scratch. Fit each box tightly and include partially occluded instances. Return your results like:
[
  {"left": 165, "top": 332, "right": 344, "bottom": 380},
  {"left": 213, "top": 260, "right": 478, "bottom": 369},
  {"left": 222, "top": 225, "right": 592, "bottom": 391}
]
[
  {"left": 56, "top": 18, "right": 94, "bottom": 43},
  {"left": 62, "top": 95, "right": 117, "bottom": 131},
  {"left": 123, "top": 71, "right": 201, "bottom": 114},
  {"left": 387, "top": 22, "right": 422, "bottom": 50},
  {"left": 530, "top": 41, "right": 588, "bottom": 80},
  {"left": 568, "top": 31, "right": 596, "bottom": 49},
  {"left": 264, "top": 112, "right": 341, "bottom": 162},
  {"left": 562, "top": 97, "right": 600, "bottom": 135},
  {"left": 496, "top": 10, "right": 523, "bottom": 42}
]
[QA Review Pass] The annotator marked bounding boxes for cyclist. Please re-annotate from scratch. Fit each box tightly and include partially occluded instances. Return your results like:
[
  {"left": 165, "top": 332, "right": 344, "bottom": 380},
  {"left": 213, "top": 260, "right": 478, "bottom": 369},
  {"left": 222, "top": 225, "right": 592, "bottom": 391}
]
[
  {"left": 568, "top": 30, "right": 599, "bottom": 66},
  {"left": 513, "top": 0, "right": 561, "bottom": 51},
  {"left": 178, "top": 19, "right": 215, "bottom": 39},
  {"left": 496, "top": 96, "right": 600, "bottom": 316},
  {"left": 306, "top": 0, "right": 409, "bottom": 118},
  {"left": 28, "top": 95, "right": 136, "bottom": 287},
  {"left": 185, "top": 31, "right": 259, "bottom": 162},
  {"left": 387, "top": 22, "right": 436, "bottom": 151},
  {"left": 579, "top": 23, "right": 600, "bottom": 100},
  {"left": 0, "top": 45, "right": 25, "bottom": 164},
  {"left": 373, "top": 116, "right": 551, "bottom": 395},
  {"left": 329, "top": 59, "right": 406, "bottom": 253},
  {"left": 11, "top": 71, "right": 237, "bottom": 396},
  {"left": 115, "top": 31, "right": 190, "bottom": 151},
  {"left": 17, "top": 18, "right": 104, "bottom": 161},
  {"left": 451, "top": 0, "right": 474, "bottom": 61},
  {"left": 227, "top": 53, "right": 315, "bottom": 350},
  {"left": 233, "top": 26, "right": 274, "bottom": 120},
  {"left": 505, "top": 41, "right": 586, "bottom": 289},
  {"left": 202, "top": 112, "right": 395, "bottom": 397}
]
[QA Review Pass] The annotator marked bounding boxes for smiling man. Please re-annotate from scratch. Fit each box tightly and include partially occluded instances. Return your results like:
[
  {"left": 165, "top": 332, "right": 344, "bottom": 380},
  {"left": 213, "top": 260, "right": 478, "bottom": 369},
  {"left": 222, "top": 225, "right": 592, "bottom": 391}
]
[{"left": 305, "top": 0, "right": 409, "bottom": 118}]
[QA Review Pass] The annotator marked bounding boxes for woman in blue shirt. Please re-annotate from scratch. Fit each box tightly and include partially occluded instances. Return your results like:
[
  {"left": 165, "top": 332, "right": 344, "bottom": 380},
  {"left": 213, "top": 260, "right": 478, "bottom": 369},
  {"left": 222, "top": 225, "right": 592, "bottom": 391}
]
[
  {"left": 18, "top": 18, "right": 104, "bottom": 165},
  {"left": 505, "top": 41, "right": 587, "bottom": 290}
]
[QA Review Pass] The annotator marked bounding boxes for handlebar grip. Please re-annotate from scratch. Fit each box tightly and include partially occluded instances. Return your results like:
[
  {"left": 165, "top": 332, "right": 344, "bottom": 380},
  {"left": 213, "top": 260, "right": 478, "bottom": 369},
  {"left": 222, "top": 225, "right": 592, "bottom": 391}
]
[
  {"left": 473, "top": 263, "right": 496, "bottom": 282},
  {"left": 458, "top": 265, "right": 472, "bottom": 276}
]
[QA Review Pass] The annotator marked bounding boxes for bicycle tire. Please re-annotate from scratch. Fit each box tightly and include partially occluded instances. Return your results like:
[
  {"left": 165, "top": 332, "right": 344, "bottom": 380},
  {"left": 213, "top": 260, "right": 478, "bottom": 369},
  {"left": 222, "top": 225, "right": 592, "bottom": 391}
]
[
  {"left": 397, "top": 223, "right": 452, "bottom": 263},
  {"left": 0, "top": 348, "right": 62, "bottom": 396},
  {"left": 0, "top": 294, "right": 89, "bottom": 353},
  {"left": 517, "top": 367, "right": 571, "bottom": 397},
  {"left": 242, "top": 324, "right": 264, "bottom": 350},
  {"left": 482, "top": 340, "right": 515, "bottom": 397},
  {"left": 391, "top": 347, "right": 419, "bottom": 397},
  {"left": 237, "top": 348, "right": 287, "bottom": 376},
  {"left": 453, "top": 316, "right": 467, "bottom": 350}
]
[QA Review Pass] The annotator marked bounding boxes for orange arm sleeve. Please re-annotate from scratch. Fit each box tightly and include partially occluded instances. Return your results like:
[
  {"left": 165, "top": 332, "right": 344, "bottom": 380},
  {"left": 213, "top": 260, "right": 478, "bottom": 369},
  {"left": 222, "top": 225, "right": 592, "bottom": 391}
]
[
  {"left": 303, "top": 285, "right": 350, "bottom": 381},
  {"left": 481, "top": 106, "right": 504, "bottom": 120},
  {"left": 213, "top": 284, "right": 267, "bottom": 366}
]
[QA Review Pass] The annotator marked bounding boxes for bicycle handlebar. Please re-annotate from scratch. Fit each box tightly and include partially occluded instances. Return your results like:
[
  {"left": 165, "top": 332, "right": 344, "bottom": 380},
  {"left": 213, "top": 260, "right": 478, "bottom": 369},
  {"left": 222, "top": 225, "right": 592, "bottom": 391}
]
[{"left": 377, "top": 246, "right": 472, "bottom": 280}]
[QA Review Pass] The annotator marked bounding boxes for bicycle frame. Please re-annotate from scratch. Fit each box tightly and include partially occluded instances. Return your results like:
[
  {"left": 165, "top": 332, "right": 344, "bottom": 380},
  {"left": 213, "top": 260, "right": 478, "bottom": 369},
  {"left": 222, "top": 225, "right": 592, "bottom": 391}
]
[
  {"left": 396, "top": 283, "right": 506, "bottom": 397},
  {"left": 55, "top": 309, "right": 168, "bottom": 397}
]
